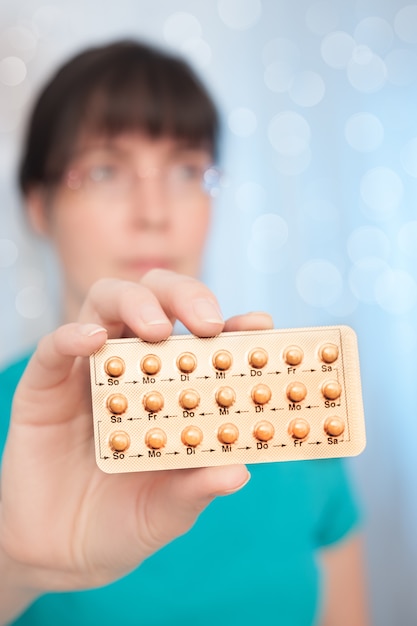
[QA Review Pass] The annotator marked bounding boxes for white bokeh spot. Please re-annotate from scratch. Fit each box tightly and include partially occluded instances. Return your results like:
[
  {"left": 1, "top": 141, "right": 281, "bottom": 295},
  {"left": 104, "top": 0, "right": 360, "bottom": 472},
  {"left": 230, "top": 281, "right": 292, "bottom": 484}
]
[
  {"left": 264, "top": 61, "right": 295, "bottom": 93},
  {"left": 268, "top": 111, "right": 311, "bottom": 157},
  {"left": 217, "top": 0, "right": 261, "bottom": 30},
  {"left": 353, "top": 17, "right": 393, "bottom": 55},
  {"left": 348, "top": 257, "right": 390, "bottom": 303},
  {"left": 262, "top": 38, "right": 300, "bottom": 66},
  {"left": 305, "top": 1, "right": 340, "bottom": 36},
  {"left": 345, "top": 112, "right": 384, "bottom": 152},
  {"left": 296, "top": 260, "right": 343, "bottom": 307},
  {"left": 385, "top": 49, "right": 417, "bottom": 86},
  {"left": 15, "top": 286, "right": 47, "bottom": 319},
  {"left": 0, "top": 239, "right": 18, "bottom": 267},
  {"left": 374, "top": 269, "right": 417, "bottom": 315},
  {"left": 347, "top": 226, "right": 391, "bottom": 263},
  {"left": 275, "top": 150, "right": 312, "bottom": 176},
  {"left": 347, "top": 48, "right": 387, "bottom": 92},
  {"left": 247, "top": 214, "right": 289, "bottom": 274},
  {"left": 289, "top": 71, "right": 325, "bottom": 107},
  {"left": 394, "top": 5, "right": 417, "bottom": 44},
  {"left": 400, "top": 138, "right": 417, "bottom": 178},
  {"left": 321, "top": 31, "right": 356, "bottom": 69},
  {"left": 0, "top": 56, "right": 27, "bottom": 86},
  {"left": 228, "top": 108, "right": 257, "bottom": 137},
  {"left": 180, "top": 38, "right": 212, "bottom": 69},
  {"left": 235, "top": 182, "right": 266, "bottom": 215},
  {"left": 398, "top": 221, "right": 417, "bottom": 260},
  {"left": 360, "top": 167, "right": 403, "bottom": 220},
  {"left": 163, "top": 12, "right": 202, "bottom": 46}
]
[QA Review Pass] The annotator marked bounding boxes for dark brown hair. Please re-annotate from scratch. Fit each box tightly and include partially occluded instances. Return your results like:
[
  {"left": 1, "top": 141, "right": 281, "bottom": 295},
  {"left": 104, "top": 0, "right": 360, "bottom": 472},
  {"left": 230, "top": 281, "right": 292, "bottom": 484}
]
[{"left": 18, "top": 39, "right": 219, "bottom": 194}]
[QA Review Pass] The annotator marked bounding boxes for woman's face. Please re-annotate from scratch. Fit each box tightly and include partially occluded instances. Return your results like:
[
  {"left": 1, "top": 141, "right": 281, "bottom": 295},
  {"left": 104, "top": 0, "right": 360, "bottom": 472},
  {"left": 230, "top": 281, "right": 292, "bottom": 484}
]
[{"left": 28, "top": 133, "right": 213, "bottom": 318}]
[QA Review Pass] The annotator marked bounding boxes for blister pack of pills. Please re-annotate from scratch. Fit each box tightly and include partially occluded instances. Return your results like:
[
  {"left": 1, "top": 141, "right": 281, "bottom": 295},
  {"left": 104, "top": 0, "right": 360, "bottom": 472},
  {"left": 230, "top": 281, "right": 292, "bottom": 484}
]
[{"left": 89, "top": 325, "right": 366, "bottom": 473}]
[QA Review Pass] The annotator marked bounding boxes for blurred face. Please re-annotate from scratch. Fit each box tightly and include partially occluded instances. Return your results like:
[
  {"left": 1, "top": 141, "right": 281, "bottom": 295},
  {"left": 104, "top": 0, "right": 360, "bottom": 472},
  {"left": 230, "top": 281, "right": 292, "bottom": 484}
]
[{"left": 28, "top": 134, "right": 215, "bottom": 320}]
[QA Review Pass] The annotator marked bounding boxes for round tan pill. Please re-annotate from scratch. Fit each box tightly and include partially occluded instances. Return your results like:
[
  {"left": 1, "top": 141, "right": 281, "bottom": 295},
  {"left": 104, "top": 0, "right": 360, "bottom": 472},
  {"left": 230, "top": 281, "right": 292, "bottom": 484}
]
[
  {"left": 288, "top": 418, "right": 310, "bottom": 440},
  {"left": 106, "top": 393, "right": 128, "bottom": 415},
  {"left": 145, "top": 428, "right": 167, "bottom": 449},
  {"left": 179, "top": 389, "right": 200, "bottom": 410},
  {"left": 320, "top": 343, "right": 339, "bottom": 364},
  {"left": 140, "top": 354, "right": 161, "bottom": 376},
  {"left": 217, "top": 423, "right": 239, "bottom": 444},
  {"left": 248, "top": 348, "right": 268, "bottom": 369},
  {"left": 181, "top": 425, "right": 203, "bottom": 447},
  {"left": 215, "top": 386, "right": 236, "bottom": 408},
  {"left": 104, "top": 356, "right": 125, "bottom": 378},
  {"left": 212, "top": 350, "right": 233, "bottom": 371},
  {"left": 283, "top": 346, "right": 303, "bottom": 366},
  {"left": 143, "top": 391, "right": 164, "bottom": 413},
  {"left": 324, "top": 416, "right": 345, "bottom": 437},
  {"left": 322, "top": 380, "right": 342, "bottom": 400},
  {"left": 108, "top": 430, "right": 130, "bottom": 452},
  {"left": 286, "top": 382, "right": 307, "bottom": 403},
  {"left": 251, "top": 384, "right": 272, "bottom": 405},
  {"left": 177, "top": 352, "right": 197, "bottom": 374},
  {"left": 253, "top": 420, "right": 275, "bottom": 442}
]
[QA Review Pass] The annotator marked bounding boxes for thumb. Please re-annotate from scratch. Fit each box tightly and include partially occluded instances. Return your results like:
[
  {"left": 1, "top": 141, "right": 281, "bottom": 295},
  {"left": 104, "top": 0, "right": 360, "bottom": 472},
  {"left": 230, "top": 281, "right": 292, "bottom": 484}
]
[{"left": 138, "top": 464, "right": 251, "bottom": 553}]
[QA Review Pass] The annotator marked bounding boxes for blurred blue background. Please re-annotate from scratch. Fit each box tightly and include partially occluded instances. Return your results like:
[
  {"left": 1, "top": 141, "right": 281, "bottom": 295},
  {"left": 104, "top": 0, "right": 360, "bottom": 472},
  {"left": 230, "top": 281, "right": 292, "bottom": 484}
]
[{"left": 1, "top": 0, "right": 417, "bottom": 623}]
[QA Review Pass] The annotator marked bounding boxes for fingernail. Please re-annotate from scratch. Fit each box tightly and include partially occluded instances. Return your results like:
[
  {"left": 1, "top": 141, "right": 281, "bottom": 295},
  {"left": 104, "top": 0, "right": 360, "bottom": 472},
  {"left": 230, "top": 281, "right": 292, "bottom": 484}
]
[
  {"left": 139, "top": 304, "right": 171, "bottom": 326},
  {"left": 81, "top": 324, "right": 107, "bottom": 337},
  {"left": 193, "top": 299, "right": 224, "bottom": 324},
  {"left": 222, "top": 471, "right": 251, "bottom": 495}
]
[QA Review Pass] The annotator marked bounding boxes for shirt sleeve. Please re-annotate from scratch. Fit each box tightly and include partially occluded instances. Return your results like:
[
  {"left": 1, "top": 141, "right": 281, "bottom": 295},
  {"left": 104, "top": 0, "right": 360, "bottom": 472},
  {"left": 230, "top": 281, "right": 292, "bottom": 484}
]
[{"left": 310, "top": 458, "right": 362, "bottom": 548}]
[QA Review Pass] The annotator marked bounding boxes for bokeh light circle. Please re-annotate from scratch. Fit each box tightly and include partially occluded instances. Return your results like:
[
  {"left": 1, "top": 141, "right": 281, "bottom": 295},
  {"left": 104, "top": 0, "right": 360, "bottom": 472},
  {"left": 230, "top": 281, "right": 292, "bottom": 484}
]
[
  {"left": 247, "top": 214, "right": 289, "bottom": 274},
  {"left": 345, "top": 112, "right": 384, "bottom": 152},
  {"left": 275, "top": 150, "right": 312, "bottom": 176},
  {"left": 251, "top": 214, "right": 289, "bottom": 248},
  {"left": 228, "top": 108, "right": 257, "bottom": 137},
  {"left": 347, "top": 226, "right": 391, "bottom": 263},
  {"left": 374, "top": 269, "right": 417, "bottom": 315},
  {"left": 0, "top": 57, "right": 27, "bottom": 86},
  {"left": 163, "top": 12, "right": 202, "bottom": 46},
  {"left": 296, "top": 260, "right": 343, "bottom": 307},
  {"left": 235, "top": 182, "right": 266, "bottom": 214},
  {"left": 353, "top": 17, "right": 393, "bottom": 55},
  {"left": 360, "top": 167, "right": 403, "bottom": 220},
  {"left": 348, "top": 257, "right": 390, "bottom": 303},
  {"left": 264, "top": 61, "right": 295, "bottom": 93},
  {"left": 398, "top": 221, "right": 417, "bottom": 260},
  {"left": 0, "top": 239, "right": 18, "bottom": 267},
  {"left": 385, "top": 49, "right": 417, "bottom": 86},
  {"left": 181, "top": 38, "right": 212, "bottom": 68},
  {"left": 347, "top": 49, "right": 387, "bottom": 92},
  {"left": 305, "top": 1, "right": 339, "bottom": 36},
  {"left": 217, "top": 0, "right": 261, "bottom": 30},
  {"left": 289, "top": 71, "right": 325, "bottom": 107},
  {"left": 268, "top": 111, "right": 311, "bottom": 156},
  {"left": 262, "top": 38, "right": 300, "bottom": 66},
  {"left": 321, "top": 31, "right": 355, "bottom": 69},
  {"left": 394, "top": 5, "right": 417, "bottom": 44},
  {"left": 400, "top": 138, "right": 417, "bottom": 178},
  {"left": 15, "top": 286, "right": 46, "bottom": 319}
]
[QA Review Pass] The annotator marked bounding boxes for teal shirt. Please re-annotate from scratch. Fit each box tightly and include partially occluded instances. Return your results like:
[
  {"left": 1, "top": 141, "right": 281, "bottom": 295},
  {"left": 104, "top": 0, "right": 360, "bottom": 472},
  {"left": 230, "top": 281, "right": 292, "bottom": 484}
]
[{"left": 1, "top": 354, "right": 360, "bottom": 626}]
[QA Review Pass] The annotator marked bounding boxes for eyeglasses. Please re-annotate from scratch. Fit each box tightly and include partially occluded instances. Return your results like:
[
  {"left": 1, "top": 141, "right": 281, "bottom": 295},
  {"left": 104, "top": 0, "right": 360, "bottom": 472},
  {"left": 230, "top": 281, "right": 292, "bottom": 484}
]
[{"left": 64, "top": 160, "right": 222, "bottom": 200}]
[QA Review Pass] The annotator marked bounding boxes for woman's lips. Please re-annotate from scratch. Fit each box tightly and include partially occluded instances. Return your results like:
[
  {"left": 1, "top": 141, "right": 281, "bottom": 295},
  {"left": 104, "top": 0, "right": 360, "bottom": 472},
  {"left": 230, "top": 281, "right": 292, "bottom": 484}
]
[{"left": 120, "top": 259, "right": 173, "bottom": 274}]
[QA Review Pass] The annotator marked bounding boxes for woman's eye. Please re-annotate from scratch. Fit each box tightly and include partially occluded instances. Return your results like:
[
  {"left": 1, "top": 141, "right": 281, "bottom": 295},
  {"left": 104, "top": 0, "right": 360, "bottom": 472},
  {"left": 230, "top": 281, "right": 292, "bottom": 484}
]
[
  {"left": 173, "top": 164, "right": 202, "bottom": 180},
  {"left": 88, "top": 164, "right": 118, "bottom": 182}
]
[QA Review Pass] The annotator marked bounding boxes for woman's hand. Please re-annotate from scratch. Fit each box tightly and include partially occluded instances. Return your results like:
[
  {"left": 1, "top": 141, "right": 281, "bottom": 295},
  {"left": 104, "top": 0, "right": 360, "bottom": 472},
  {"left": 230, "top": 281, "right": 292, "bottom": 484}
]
[{"left": 0, "top": 270, "right": 273, "bottom": 608}]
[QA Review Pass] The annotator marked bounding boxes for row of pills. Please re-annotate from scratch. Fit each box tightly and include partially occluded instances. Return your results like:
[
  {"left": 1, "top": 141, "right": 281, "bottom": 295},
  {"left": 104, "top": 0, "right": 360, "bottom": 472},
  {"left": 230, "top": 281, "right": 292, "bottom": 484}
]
[
  {"left": 108, "top": 416, "right": 346, "bottom": 453},
  {"left": 105, "top": 379, "right": 342, "bottom": 415},
  {"left": 103, "top": 342, "right": 339, "bottom": 378}
]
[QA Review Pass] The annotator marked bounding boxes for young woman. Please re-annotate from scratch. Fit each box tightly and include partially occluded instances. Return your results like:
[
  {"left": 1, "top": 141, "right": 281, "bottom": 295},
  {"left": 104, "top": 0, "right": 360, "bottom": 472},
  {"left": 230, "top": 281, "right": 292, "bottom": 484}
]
[{"left": 0, "top": 40, "right": 368, "bottom": 625}]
